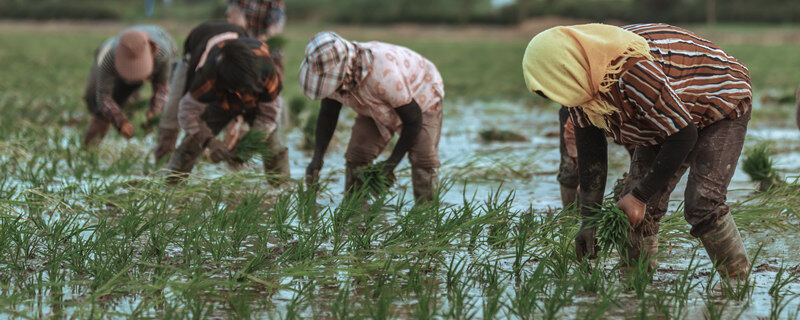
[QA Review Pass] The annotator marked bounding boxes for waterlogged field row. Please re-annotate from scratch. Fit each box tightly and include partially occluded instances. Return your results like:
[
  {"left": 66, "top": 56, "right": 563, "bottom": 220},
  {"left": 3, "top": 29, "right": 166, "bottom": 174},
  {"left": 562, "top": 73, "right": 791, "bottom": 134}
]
[{"left": 1, "top": 21, "right": 800, "bottom": 318}]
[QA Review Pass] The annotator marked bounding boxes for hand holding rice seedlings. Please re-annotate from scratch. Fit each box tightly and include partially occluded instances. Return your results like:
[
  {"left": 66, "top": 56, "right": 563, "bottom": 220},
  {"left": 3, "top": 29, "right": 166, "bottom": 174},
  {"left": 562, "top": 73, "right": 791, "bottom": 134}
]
[
  {"left": 231, "top": 130, "right": 272, "bottom": 162},
  {"left": 743, "top": 143, "right": 784, "bottom": 191},
  {"left": 587, "top": 199, "right": 632, "bottom": 252},
  {"left": 479, "top": 128, "right": 528, "bottom": 142},
  {"left": 356, "top": 163, "right": 395, "bottom": 197}
]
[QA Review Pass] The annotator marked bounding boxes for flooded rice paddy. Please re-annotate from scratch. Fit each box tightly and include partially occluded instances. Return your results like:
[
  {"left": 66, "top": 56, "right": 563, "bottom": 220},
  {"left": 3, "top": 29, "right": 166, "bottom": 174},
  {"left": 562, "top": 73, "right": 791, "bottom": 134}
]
[{"left": 1, "top": 93, "right": 799, "bottom": 319}]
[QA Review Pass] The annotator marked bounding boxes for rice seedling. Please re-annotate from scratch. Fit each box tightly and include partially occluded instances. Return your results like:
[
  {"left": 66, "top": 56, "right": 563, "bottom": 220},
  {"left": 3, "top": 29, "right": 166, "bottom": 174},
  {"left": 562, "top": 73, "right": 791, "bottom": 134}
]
[
  {"left": 230, "top": 130, "right": 273, "bottom": 162},
  {"left": 508, "top": 262, "right": 547, "bottom": 320},
  {"left": 768, "top": 264, "right": 800, "bottom": 320},
  {"left": 355, "top": 163, "right": 394, "bottom": 198},
  {"left": 586, "top": 199, "right": 631, "bottom": 253},
  {"left": 742, "top": 143, "right": 784, "bottom": 191}
]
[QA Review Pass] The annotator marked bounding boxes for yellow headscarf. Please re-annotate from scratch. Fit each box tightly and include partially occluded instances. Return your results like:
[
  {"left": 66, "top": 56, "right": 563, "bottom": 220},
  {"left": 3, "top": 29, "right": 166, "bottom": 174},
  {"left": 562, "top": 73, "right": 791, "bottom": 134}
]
[{"left": 522, "top": 24, "right": 653, "bottom": 130}]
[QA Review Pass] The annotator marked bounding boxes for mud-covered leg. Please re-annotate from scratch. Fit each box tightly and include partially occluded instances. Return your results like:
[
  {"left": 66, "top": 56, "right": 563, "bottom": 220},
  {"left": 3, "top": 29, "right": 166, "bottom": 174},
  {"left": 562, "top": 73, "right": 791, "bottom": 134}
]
[
  {"left": 263, "top": 130, "right": 290, "bottom": 186},
  {"left": 408, "top": 105, "right": 442, "bottom": 203},
  {"left": 165, "top": 134, "right": 205, "bottom": 183},
  {"left": 558, "top": 107, "right": 580, "bottom": 208},
  {"left": 411, "top": 167, "right": 439, "bottom": 202},
  {"left": 686, "top": 107, "right": 752, "bottom": 281}
]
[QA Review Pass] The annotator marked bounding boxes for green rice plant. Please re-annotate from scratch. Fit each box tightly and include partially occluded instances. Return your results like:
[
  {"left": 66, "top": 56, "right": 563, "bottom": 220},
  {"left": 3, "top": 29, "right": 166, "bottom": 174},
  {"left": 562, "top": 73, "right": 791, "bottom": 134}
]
[
  {"left": 668, "top": 250, "right": 702, "bottom": 319},
  {"left": 742, "top": 143, "right": 784, "bottom": 191},
  {"left": 484, "top": 187, "right": 515, "bottom": 248},
  {"left": 356, "top": 164, "right": 394, "bottom": 198},
  {"left": 231, "top": 130, "right": 273, "bottom": 162},
  {"left": 574, "top": 258, "right": 609, "bottom": 294},
  {"left": 408, "top": 262, "right": 438, "bottom": 319},
  {"left": 508, "top": 262, "right": 547, "bottom": 320},
  {"left": 444, "top": 255, "right": 475, "bottom": 319},
  {"left": 586, "top": 199, "right": 631, "bottom": 253},
  {"left": 481, "top": 261, "right": 505, "bottom": 320},
  {"left": 541, "top": 279, "right": 575, "bottom": 320},
  {"left": 768, "top": 264, "right": 800, "bottom": 320},
  {"left": 624, "top": 252, "right": 654, "bottom": 299},
  {"left": 479, "top": 128, "right": 528, "bottom": 142}
]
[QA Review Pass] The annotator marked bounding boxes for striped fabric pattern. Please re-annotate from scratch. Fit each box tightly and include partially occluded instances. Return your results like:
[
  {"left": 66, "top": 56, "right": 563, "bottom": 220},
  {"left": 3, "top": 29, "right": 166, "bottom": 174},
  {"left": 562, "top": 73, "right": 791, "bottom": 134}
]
[{"left": 569, "top": 23, "right": 752, "bottom": 146}]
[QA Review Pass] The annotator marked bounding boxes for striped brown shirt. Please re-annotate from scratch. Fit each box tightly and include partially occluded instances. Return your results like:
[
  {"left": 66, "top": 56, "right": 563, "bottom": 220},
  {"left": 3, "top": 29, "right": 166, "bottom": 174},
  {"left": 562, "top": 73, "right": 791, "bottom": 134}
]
[{"left": 569, "top": 23, "right": 752, "bottom": 146}]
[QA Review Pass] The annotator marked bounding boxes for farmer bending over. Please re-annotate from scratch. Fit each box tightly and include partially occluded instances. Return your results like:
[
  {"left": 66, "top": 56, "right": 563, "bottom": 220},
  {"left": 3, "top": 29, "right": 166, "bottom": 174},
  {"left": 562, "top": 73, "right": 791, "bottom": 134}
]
[
  {"left": 165, "top": 36, "right": 288, "bottom": 184},
  {"left": 300, "top": 32, "right": 444, "bottom": 202},
  {"left": 154, "top": 22, "right": 250, "bottom": 161},
  {"left": 83, "top": 26, "right": 177, "bottom": 146},
  {"left": 523, "top": 24, "right": 753, "bottom": 283}
]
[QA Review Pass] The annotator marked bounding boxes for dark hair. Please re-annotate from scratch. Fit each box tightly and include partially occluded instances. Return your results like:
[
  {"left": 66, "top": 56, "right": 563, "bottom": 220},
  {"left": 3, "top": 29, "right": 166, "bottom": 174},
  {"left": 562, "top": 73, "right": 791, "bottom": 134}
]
[{"left": 215, "top": 39, "right": 262, "bottom": 96}]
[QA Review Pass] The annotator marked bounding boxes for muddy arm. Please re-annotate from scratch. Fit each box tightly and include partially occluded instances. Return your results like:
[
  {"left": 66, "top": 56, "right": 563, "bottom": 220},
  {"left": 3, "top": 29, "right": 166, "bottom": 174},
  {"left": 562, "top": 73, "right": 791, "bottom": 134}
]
[{"left": 630, "top": 124, "right": 697, "bottom": 202}]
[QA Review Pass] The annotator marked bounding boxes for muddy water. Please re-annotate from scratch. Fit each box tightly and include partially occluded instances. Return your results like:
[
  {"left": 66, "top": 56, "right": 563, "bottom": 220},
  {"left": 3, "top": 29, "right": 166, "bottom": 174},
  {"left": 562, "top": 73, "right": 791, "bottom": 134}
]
[
  {"left": 35, "top": 98, "right": 799, "bottom": 318},
  {"left": 265, "top": 99, "right": 800, "bottom": 318}
]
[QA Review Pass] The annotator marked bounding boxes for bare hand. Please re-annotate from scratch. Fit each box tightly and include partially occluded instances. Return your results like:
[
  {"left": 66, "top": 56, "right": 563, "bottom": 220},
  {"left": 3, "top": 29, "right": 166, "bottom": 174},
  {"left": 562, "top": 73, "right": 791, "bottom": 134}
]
[
  {"left": 617, "top": 193, "right": 646, "bottom": 227},
  {"left": 120, "top": 122, "right": 135, "bottom": 139}
]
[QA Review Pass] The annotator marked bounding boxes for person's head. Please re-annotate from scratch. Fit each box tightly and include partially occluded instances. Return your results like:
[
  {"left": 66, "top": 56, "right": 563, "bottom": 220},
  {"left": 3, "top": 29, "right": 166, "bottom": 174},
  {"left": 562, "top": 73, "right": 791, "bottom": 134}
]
[
  {"left": 215, "top": 39, "right": 263, "bottom": 101},
  {"left": 298, "top": 31, "right": 361, "bottom": 100},
  {"left": 522, "top": 24, "right": 653, "bottom": 129},
  {"left": 115, "top": 29, "right": 156, "bottom": 83}
]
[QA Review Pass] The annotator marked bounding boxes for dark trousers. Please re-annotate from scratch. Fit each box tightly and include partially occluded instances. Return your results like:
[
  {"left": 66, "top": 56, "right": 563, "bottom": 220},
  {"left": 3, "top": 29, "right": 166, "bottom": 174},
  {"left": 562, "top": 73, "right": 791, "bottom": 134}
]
[{"left": 621, "top": 105, "right": 751, "bottom": 238}]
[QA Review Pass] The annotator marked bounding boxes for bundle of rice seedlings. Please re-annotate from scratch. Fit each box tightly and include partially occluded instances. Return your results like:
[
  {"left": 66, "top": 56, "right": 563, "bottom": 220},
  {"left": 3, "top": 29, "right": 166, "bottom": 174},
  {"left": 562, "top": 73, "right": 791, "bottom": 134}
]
[
  {"left": 231, "top": 130, "right": 272, "bottom": 162},
  {"left": 479, "top": 128, "right": 528, "bottom": 142},
  {"left": 356, "top": 164, "right": 394, "bottom": 197},
  {"left": 586, "top": 199, "right": 631, "bottom": 252},
  {"left": 742, "top": 143, "right": 783, "bottom": 191}
]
